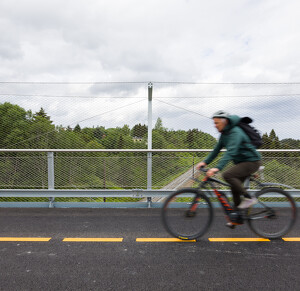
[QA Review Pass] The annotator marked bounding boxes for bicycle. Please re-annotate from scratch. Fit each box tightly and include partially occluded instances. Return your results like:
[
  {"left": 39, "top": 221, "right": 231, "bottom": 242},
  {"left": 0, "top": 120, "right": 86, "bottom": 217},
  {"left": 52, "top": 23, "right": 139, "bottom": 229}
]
[{"left": 162, "top": 167, "right": 297, "bottom": 240}]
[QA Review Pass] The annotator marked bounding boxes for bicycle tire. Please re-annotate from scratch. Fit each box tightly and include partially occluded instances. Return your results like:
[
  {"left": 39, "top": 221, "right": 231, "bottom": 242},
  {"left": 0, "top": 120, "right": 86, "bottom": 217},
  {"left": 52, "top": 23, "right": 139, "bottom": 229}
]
[
  {"left": 247, "top": 188, "right": 297, "bottom": 239},
  {"left": 162, "top": 188, "right": 213, "bottom": 240}
]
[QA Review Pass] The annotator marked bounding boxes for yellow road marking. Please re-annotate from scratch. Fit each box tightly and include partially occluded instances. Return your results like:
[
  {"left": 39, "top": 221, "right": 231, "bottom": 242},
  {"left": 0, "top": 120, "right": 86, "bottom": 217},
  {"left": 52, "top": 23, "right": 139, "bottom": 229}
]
[
  {"left": 209, "top": 238, "right": 270, "bottom": 242},
  {"left": 136, "top": 238, "right": 196, "bottom": 242},
  {"left": 63, "top": 238, "right": 123, "bottom": 242},
  {"left": 0, "top": 237, "right": 51, "bottom": 242},
  {"left": 282, "top": 238, "right": 300, "bottom": 242},
  {"left": 0, "top": 237, "right": 298, "bottom": 242}
]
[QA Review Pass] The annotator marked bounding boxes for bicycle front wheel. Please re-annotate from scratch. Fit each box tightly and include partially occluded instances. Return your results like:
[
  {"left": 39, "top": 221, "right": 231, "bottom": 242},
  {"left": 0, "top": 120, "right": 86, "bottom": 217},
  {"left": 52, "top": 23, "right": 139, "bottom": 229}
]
[
  {"left": 247, "top": 188, "right": 297, "bottom": 239},
  {"left": 162, "top": 188, "right": 213, "bottom": 240}
]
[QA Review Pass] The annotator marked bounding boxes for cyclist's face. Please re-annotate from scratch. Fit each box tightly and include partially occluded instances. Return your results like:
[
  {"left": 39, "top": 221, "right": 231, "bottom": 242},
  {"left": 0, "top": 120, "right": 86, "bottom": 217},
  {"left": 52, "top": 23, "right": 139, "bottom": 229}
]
[{"left": 213, "top": 118, "right": 228, "bottom": 132}]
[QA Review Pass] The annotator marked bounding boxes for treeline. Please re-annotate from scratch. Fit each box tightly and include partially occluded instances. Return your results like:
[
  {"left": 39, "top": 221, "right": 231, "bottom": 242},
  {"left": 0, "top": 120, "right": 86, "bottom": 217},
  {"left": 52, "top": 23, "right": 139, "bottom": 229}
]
[
  {"left": 0, "top": 103, "right": 217, "bottom": 150},
  {"left": 2, "top": 102, "right": 300, "bottom": 150},
  {"left": 262, "top": 130, "right": 300, "bottom": 150}
]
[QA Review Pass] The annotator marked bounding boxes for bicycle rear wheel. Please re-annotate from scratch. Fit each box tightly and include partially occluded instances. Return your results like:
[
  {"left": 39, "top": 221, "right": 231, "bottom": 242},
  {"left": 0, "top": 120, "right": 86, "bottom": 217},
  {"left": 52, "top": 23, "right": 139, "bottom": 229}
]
[
  {"left": 247, "top": 188, "right": 297, "bottom": 239},
  {"left": 162, "top": 188, "right": 213, "bottom": 240}
]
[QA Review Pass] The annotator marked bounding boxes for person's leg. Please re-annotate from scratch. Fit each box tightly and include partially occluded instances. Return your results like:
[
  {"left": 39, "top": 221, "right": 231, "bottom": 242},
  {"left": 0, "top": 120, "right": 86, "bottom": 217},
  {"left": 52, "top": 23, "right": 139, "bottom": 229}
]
[{"left": 222, "top": 161, "right": 261, "bottom": 208}]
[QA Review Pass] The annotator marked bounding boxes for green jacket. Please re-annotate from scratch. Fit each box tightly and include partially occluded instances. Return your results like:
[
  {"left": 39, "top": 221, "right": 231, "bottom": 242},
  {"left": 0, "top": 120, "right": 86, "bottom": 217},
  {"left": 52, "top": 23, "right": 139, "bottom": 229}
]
[{"left": 204, "top": 115, "right": 261, "bottom": 170}]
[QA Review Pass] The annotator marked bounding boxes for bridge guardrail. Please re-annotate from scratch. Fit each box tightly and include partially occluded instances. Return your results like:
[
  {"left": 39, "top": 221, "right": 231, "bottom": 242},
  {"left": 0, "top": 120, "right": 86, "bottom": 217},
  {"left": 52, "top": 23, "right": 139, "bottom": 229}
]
[{"left": 0, "top": 149, "right": 299, "bottom": 208}]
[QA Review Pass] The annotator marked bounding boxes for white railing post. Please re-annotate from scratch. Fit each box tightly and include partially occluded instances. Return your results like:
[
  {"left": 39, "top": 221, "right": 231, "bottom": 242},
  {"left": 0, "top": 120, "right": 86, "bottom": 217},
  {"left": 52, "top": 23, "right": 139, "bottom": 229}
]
[
  {"left": 47, "top": 151, "right": 55, "bottom": 208},
  {"left": 147, "top": 82, "right": 153, "bottom": 207}
]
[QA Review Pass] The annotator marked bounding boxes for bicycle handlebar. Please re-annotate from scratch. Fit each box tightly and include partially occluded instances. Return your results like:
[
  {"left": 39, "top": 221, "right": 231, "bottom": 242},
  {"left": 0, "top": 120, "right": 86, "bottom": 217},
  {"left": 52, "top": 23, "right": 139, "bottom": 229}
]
[{"left": 198, "top": 166, "right": 208, "bottom": 173}]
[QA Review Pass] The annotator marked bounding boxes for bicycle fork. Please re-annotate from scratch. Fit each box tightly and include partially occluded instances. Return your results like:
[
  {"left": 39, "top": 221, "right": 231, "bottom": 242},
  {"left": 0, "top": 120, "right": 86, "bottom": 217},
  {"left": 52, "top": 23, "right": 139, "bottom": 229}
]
[{"left": 186, "top": 196, "right": 202, "bottom": 217}]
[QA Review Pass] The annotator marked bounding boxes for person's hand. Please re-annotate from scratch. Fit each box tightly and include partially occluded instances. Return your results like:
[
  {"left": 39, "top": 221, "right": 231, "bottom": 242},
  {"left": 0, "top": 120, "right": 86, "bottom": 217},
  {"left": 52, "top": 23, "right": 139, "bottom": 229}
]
[
  {"left": 196, "top": 162, "right": 207, "bottom": 170},
  {"left": 206, "top": 168, "right": 219, "bottom": 177}
]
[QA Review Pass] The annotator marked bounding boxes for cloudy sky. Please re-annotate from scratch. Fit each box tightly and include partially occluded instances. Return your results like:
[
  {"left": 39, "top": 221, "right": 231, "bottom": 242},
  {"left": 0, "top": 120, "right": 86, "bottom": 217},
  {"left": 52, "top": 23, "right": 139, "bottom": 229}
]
[{"left": 0, "top": 0, "right": 300, "bottom": 139}]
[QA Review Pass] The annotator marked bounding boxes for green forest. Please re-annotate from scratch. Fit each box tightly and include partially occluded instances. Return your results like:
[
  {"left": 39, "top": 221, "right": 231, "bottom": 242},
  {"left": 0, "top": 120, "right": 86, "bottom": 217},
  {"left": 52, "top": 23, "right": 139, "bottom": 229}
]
[
  {"left": 0, "top": 102, "right": 300, "bottom": 193},
  {"left": 0, "top": 102, "right": 218, "bottom": 150}
]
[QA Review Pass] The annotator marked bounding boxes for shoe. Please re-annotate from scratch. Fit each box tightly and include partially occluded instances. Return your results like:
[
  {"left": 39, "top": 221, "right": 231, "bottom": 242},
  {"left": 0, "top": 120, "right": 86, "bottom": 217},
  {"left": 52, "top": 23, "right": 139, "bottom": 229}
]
[
  {"left": 226, "top": 221, "right": 243, "bottom": 229},
  {"left": 238, "top": 197, "right": 258, "bottom": 209},
  {"left": 226, "top": 222, "right": 235, "bottom": 229}
]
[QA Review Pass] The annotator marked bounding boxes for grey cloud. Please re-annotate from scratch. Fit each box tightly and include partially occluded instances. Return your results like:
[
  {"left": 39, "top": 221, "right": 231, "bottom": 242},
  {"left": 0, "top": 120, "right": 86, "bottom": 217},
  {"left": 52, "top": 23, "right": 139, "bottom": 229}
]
[
  {"left": 0, "top": 0, "right": 299, "bottom": 140},
  {"left": 89, "top": 83, "right": 147, "bottom": 97},
  {"left": 0, "top": 43, "right": 22, "bottom": 60},
  {"left": 1, "top": 0, "right": 298, "bottom": 82}
]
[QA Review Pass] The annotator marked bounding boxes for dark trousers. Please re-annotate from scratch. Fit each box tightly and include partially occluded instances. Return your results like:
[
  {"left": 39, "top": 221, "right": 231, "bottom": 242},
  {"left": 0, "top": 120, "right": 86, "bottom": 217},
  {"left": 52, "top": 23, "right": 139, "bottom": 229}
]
[{"left": 222, "top": 161, "right": 261, "bottom": 208}]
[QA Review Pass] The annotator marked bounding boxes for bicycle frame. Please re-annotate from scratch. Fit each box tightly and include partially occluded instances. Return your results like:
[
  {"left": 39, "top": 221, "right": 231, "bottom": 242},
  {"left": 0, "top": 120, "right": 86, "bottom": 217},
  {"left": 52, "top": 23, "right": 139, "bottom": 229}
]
[{"left": 198, "top": 176, "right": 234, "bottom": 216}]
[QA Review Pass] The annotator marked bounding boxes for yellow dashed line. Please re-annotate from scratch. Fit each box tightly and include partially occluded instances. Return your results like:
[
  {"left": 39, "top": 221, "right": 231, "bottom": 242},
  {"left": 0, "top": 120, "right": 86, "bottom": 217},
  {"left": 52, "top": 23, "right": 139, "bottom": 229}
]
[
  {"left": 63, "top": 238, "right": 123, "bottom": 242},
  {"left": 0, "top": 237, "right": 51, "bottom": 242},
  {"left": 136, "top": 238, "right": 196, "bottom": 242},
  {"left": 0, "top": 237, "right": 299, "bottom": 242},
  {"left": 209, "top": 238, "right": 270, "bottom": 242},
  {"left": 282, "top": 237, "right": 300, "bottom": 242}
]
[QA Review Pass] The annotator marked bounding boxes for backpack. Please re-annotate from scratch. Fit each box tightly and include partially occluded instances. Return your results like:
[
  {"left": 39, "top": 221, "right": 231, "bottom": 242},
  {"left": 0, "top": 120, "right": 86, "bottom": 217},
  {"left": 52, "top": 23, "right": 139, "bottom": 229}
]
[{"left": 238, "top": 117, "right": 263, "bottom": 148}]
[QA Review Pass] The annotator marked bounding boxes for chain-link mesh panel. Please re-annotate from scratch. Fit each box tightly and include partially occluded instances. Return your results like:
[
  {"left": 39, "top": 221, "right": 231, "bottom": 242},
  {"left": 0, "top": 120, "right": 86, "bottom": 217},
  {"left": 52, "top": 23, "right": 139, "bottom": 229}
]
[
  {"left": 0, "top": 151, "right": 298, "bottom": 204},
  {"left": 262, "top": 154, "right": 300, "bottom": 188},
  {"left": 152, "top": 82, "right": 300, "bottom": 149},
  {"left": 1, "top": 82, "right": 300, "bottom": 150},
  {"left": 0, "top": 81, "right": 299, "bottom": 205},
  {"left": 0, "top": 153, "right": 49, "bottom": 203},
  {"left": 0, "top": 153, "right": 48, "bottom": 189},
  {"left": 201, "top": 153, "right": 300, "bottom": 190},
  {"left": 152, "top": 153, "right": 206, "bottom": 189},
  {"left": 55, "top": 153, "right": 147, "bottom": 189},
  {"left": 0, "top": 82, "right": 148, "bottom": 150}
]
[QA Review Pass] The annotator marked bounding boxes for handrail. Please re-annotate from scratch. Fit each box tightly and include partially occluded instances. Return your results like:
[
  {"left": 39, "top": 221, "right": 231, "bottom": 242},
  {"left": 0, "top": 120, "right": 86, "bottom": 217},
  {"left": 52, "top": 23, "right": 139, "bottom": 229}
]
[{"left": 0, "top": 149, "right": 299, "bottom": 153}]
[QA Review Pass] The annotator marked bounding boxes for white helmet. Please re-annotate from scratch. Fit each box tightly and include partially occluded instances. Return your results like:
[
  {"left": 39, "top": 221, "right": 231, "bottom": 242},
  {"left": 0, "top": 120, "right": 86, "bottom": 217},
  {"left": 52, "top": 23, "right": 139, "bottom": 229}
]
[{"left": 212, "top": 110, "right": 230, "bottom": 119}]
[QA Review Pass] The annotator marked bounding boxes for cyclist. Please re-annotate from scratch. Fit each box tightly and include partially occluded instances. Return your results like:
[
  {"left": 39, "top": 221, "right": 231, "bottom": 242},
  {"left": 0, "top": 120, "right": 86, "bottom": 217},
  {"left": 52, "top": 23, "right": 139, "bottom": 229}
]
[{"left": 196, "top": 111, "right": 261, "bottom": 225}]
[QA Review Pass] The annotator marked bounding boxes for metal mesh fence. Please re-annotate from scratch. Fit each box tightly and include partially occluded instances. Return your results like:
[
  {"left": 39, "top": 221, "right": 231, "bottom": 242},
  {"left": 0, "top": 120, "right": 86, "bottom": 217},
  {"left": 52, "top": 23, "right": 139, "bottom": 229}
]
[
  {"left": 1, "top": 82, "right": 300, "bottom": 149},
  {"left": 0, "top": 151, "right": 299, "bottom": 204},
  {"left": 55, "top": 154, "right": 148, "bottom": 190},
  {"left": 0, "top": 154, "right": 48, "bottom": 189},
  {"left": 0, "top": 82, "right": 299, "bottom": 204}
]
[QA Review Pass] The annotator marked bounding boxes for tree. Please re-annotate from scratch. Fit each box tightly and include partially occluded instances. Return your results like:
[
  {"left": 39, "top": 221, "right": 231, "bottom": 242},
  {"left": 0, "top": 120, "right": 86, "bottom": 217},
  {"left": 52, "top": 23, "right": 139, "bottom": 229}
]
[
  {"left": 152, "top": 131, "right": 167, "bottom": 149},
  {"left": 0, "top": 102, "right": 31, "bottom": 148},
  {"left": 121, "top": 125, "right": 131, "bottom": 136},
  {"left": 94, "top": 127, "right": 105, "bottom": 140},
  {"left": 281, "top": 138, "right": 300, "bottom": 149},
  {"left": 55, "top": 130, "right": 86, "bottom": 149},
  {"left": 262, "top": 130, "right": 280, "bottom": 149},
  {"left": 28, "top": 108, "right": 56, "bottom": 148},
  {"left": 73, "top": 124, "right": 81, "bottom": 133},
  {"left": 132, "top": 123, "right": 147, "bottom": 138},
  {"left": 261, "top": 133, "right": 269, "bottom": 148},
  {"left": 186, "top": 130, "right": 194, "bottom": 147},
  {"left": 101, "top": 128, "right": 119, "bottom": 149},
  {"left": 154, "top": 117, "right": 164, "bottom": 131},
  {"left": 35, "top": 107, "right": 52, "bottom": 122},
  {"left": 269, "top": 129, "right": 280, "bottom": 149},
  {"left": 117, "top": 135, "right": 125, "bottom": 149}
]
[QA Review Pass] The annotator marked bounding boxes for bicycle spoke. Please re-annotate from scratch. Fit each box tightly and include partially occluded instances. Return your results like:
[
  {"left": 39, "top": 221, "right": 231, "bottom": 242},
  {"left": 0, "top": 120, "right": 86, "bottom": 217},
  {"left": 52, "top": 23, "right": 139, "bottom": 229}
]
[
  {"left": 162, "top": 189, "right": 213, "bottom": 240},
  {"left": 247, "top": 188, "right": 297, "bottom": 239}
]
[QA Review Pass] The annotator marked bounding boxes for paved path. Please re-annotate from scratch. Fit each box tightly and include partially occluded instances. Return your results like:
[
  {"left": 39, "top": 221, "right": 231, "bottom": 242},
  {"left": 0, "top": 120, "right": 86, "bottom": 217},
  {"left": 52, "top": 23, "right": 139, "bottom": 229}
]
[
  {"left": 0, "top": 208, "right": 299, "bottom": 290},
  {"left": 141, "top": 166, "right": 199, "bottom": 203},
  {"left": 161, "top": 166, "right": 198, "bottom": 190}
]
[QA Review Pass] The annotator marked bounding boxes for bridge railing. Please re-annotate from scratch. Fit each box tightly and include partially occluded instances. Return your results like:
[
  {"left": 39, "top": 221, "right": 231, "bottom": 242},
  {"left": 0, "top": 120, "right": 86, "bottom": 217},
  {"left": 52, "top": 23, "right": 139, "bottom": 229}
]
[{"left": 0, "top": 149, "right": 299, "bottom": 208}]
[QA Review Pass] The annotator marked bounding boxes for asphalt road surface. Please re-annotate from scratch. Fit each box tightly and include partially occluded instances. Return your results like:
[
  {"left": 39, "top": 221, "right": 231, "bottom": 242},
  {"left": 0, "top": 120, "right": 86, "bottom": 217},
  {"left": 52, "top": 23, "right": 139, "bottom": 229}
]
[{"left": 0, "top": 208, "right": 299, "bottom": 291}]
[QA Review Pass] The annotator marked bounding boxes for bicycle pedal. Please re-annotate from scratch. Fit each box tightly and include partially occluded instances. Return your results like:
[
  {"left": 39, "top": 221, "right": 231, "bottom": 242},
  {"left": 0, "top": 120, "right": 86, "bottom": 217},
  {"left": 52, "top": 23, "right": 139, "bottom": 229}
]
[{"left": 185, "top": 210, "right": 196, "bottom": 217}]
